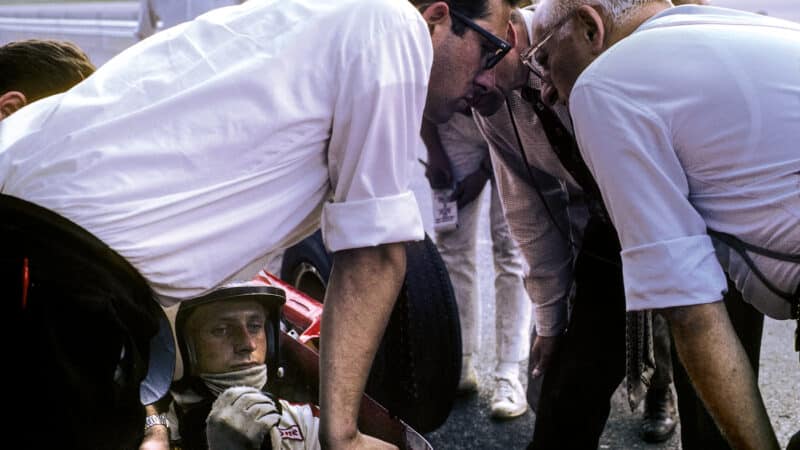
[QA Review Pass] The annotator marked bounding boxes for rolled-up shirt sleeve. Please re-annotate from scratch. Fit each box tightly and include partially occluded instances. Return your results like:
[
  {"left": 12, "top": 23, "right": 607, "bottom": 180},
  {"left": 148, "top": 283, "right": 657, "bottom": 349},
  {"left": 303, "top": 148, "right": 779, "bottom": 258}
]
[
  {"left": 570, "top": 82, "right": 727, "bottom": 311},
  {"left": 321, "top": 11, "right": 430, "bottom": 252}
]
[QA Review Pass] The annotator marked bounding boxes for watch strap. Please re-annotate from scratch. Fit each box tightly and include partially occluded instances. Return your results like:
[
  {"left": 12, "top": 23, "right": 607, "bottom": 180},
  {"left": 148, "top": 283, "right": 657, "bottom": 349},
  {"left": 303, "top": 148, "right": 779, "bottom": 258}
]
[{"left": 144, "top": 413, "right": 170, "bottom": 430}]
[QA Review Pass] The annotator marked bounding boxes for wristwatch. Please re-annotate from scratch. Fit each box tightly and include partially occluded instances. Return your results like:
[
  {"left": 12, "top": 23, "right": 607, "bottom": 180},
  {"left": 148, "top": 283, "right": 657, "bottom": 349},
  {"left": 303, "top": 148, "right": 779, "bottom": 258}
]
[{"left": 144, "top": 413, "right": 170, "bottom": 431}]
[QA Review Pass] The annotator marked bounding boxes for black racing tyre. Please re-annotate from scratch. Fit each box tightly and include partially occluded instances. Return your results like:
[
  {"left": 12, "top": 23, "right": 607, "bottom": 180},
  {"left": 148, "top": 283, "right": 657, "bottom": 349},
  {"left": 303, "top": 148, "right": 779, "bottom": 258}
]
[
  {"left": 279, "top": 232, "right": 461, "bottom": 433},
  {"left": 365, "top": 234, "right": 461, "bottom": 433}
]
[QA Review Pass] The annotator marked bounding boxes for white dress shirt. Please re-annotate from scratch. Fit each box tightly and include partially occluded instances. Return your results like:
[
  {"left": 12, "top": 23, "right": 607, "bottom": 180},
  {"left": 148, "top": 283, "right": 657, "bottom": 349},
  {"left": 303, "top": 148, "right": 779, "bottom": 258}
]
[
  {"left": 570, "top": 5, "right": 800, "bottom": 319},
  {"left": 0, "top": 0, "right": 429, "bottom": 304}
]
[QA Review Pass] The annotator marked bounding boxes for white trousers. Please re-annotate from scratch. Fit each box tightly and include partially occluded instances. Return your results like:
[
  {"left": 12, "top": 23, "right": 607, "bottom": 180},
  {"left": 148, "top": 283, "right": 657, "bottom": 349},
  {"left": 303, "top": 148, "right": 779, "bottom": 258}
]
[{"left": 435, "top": 182, "right": 532, "bottom": 376}]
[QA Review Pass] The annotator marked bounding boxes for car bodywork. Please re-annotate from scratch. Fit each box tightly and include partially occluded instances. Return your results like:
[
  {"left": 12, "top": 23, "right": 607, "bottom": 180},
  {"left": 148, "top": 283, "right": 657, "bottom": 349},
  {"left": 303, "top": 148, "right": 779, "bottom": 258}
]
[{"left": 255, "top": 271, "right": 433, "bottom": 450}]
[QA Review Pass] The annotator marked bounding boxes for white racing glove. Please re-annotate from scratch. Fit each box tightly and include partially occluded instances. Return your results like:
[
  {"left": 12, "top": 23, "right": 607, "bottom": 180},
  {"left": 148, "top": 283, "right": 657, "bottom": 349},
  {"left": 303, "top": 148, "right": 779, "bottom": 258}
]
[{"left": 206, "top": 386, "right": 282, "bottom": 450}]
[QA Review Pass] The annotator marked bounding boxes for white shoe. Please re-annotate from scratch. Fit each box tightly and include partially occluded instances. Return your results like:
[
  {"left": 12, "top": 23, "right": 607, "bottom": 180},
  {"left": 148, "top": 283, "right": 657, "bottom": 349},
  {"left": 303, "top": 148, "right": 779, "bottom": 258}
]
[
  {"left": 490, "top": 376, "right": 527, "bottom": 419},
  {"left": 458, "top": 357, "right": 479, "bottom": 393}
]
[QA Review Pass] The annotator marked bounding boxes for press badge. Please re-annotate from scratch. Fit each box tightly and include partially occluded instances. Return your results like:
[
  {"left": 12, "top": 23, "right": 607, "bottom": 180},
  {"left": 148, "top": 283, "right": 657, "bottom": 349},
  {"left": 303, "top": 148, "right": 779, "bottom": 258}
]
[{"left": 433, "top": 188, "right": 458, "bottom": 232}]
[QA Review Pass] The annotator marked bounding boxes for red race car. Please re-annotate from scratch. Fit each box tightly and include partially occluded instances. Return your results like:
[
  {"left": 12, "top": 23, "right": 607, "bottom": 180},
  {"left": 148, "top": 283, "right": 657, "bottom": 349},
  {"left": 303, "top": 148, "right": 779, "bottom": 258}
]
[
  {"left": 255, "top": 271, "right": 433, "bottom": 450},
  {"left": 277, "top": 232, "right": 461, "bottom": 435}
]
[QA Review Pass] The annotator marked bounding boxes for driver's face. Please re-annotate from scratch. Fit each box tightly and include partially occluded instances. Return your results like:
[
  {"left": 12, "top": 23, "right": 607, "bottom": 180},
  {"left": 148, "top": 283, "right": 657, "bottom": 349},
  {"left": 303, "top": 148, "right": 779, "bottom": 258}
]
[{"left": 186, "top": 300, "right": 268, "bottom": 374}]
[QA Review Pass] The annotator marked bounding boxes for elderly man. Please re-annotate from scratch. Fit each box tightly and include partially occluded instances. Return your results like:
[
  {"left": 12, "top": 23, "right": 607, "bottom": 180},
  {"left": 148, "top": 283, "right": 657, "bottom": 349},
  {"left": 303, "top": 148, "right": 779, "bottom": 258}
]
[
  {"left": 469, "top": 6, "right": 686, "bottom": 448},
  {"left": 530, "top": 1, "right": 800, "bottom": 449},
  {"left": 0, "top": 1, "right": 513, "bottom": 449},
  {"left": 476, "top": 4, "right": 767, "bottom": 448}
]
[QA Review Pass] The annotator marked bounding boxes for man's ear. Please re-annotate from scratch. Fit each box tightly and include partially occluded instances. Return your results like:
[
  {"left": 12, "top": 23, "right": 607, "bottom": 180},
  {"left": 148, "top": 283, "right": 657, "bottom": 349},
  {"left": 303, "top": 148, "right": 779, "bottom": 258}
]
[
  {"left": 0, "top": 91, "right": 27, "bottom": 120},
  {"left": 506, "top": 20, "right": 519, "bottom": 50},
  {"left": 575, "top": 5, "right": 606, "bottom": 54},
  {"left": 420, "top": 1, "right": 450, "bottom": 28}
]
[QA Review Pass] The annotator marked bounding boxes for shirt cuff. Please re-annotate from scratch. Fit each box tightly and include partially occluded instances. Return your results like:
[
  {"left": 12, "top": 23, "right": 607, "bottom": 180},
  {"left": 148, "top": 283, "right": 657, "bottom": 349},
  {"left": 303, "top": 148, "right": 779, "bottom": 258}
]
[
  {"left": 321, "top": 191, "right": 424, "bottom": 252},
  {"left": 622, "top": 234, "right": 727, "bottom": 311}
]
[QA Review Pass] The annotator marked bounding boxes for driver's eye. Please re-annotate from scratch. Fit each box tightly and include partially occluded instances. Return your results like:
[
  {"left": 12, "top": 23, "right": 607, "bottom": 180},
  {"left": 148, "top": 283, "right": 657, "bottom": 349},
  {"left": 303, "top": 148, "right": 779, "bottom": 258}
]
[{"left": 211, "top": 326, "right": 227, "bottom": 336}]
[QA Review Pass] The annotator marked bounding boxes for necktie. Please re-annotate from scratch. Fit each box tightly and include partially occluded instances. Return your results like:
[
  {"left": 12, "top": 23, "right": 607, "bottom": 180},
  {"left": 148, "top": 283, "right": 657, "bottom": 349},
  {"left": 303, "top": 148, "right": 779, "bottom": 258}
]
[
  {"left": 519, "top": 86, "right": 655, "bottom": 410},
  {"left": 521, "top": 86, "right": 609, "bottom": 223}
]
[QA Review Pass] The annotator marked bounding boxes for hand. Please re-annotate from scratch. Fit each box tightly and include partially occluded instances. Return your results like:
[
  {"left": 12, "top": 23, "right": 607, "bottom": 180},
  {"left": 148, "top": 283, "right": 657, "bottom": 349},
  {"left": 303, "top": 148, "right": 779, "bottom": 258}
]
[
  {"left": 423, "top": 156, "right": 453, "bottom": 190},
  {"left": 530, "top": 334, "right": 563, "bottom": 379},
  {"left": 451, "top": 169, "right": 489, "bottom": 209},
  {"left": 206, "top": 387, "right": 281, "bottom": 450},
  {"left": 139, "top": 425, "right": 170, "bottom": 450},
  {"left": 320, "top": 430, "right": 398, "bottom": 450}
]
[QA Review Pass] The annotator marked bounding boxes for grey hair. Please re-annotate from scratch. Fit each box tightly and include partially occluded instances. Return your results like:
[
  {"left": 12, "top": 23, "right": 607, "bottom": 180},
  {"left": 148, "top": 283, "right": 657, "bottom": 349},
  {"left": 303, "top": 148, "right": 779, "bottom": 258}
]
[{"left": 535, "top": 0, "right": 671, "bottom": 29}]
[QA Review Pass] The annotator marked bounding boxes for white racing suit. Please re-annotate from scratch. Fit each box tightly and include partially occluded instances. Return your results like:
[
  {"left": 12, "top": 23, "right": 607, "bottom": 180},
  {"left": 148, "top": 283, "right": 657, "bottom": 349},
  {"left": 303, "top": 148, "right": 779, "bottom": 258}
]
[{"left": 267, "top": 398, "right": 321, "bottom": 450}]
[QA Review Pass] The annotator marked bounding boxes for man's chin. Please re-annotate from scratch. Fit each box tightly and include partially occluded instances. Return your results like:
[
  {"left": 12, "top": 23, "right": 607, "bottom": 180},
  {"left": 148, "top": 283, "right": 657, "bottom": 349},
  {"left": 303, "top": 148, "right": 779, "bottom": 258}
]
[
  {"left": 471, "top": 92, "right": 505, "bottom": 117},
  {"left": 424, "top": 99, "right": 469, "bottom": 124},
  {"left": 422, "top": 103, "right": 455, "bottom": 124}
]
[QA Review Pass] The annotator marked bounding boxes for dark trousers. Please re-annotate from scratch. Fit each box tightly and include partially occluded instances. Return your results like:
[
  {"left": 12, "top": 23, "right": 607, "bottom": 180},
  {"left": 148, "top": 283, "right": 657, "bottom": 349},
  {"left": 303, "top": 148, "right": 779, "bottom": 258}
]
[
  {"left": 2, "top": 195, "right": 158, "bottom": 450},
  {"left": 528, "top": 219, "right": 627, "bottom": 450},
  {"left": 527, "top": 219, "right": 764, "bottom": 450}
]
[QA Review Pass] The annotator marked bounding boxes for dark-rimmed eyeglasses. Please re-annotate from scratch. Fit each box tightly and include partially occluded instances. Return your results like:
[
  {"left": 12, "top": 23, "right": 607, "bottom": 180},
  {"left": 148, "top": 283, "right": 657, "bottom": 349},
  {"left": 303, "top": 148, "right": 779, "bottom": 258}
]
[{"left": 449, "top": 8, "right": 511, "bottom": 70}]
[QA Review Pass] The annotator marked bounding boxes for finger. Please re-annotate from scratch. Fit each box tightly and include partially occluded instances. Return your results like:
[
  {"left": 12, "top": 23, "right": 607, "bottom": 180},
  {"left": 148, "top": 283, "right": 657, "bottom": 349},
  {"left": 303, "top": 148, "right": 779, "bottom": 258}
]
[
  {"left": 530, "top": 348, "right": 544, "bottom": 378},
  {"left": 214, "top": 386, "right": 261, "bottom": 410},
  {"left": 254, "top": 409, "right": 282, "bottom": 426},
  {"left": 533, "top": 348, "right": 556, "bottom": 378},
  {"left": 241, "top": 398, "right": 277, "bottom": 413},
  {"left": 235, "top": 392, "right": 273, "bottom": 408},
  {"left": 531, "top": 356, "right": 547, "bottom": 378}
]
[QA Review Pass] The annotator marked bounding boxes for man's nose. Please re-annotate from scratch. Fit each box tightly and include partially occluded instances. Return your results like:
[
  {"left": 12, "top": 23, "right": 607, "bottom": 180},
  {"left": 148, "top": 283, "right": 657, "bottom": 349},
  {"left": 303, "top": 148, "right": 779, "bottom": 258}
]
[{"left": 232, "top": 326, "right": 257, "bottom": 352}]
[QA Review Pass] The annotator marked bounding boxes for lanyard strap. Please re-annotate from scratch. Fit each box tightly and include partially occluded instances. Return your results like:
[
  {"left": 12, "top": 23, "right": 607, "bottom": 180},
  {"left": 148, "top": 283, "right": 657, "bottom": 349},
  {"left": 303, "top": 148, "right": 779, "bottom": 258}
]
[
  {"left": 707, "top": 229, "right": 798, "bottom": 352},
  {"left": 707, "top": 228, "right": 799, "bottom": 320}
]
